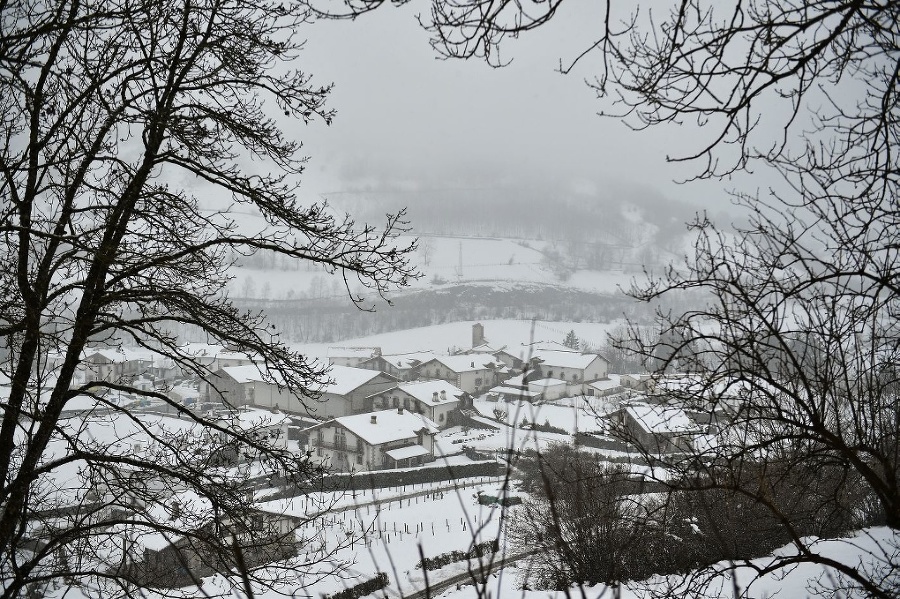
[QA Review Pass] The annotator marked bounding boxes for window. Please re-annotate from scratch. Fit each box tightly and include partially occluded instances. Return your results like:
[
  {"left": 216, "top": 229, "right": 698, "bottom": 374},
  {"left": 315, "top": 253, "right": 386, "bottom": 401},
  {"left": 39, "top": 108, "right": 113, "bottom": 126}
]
[
  {"left": 475, "top": 377, "right": 483, "bottom": 386},
  {"left": 403, "top": 398, "right": 410, "bottom": 409},
  {"left": 439, "top": 413, "right": 445, "bottom": 422},
  {"left": 356, "top": 453, "right": 362, "bottom": 464},
  {"left": 547, "top": 370, "right": 553, "bottom": 378},
  {"left": 573, "top": 373, "right": 579, "bottom": 381},
  {"left": 392, "top": 396, "right": 399, "bottom": 407}
]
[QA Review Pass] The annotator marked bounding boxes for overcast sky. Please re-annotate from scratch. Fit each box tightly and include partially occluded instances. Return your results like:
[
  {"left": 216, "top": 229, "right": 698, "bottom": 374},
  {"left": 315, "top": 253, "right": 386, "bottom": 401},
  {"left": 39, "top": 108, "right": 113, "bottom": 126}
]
[{"left": 290, "top": 1, "right": 736, "bottom": 215}]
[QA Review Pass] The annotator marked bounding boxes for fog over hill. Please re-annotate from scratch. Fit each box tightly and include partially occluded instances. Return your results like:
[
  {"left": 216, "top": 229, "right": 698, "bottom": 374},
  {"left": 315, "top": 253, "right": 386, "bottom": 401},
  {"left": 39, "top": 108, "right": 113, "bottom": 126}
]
[
  {"left": 214, "top": 181, "right": 709, "bottom": 343},
  {"left": 321, "top": 178, "right": 705, "bottom": 251}
]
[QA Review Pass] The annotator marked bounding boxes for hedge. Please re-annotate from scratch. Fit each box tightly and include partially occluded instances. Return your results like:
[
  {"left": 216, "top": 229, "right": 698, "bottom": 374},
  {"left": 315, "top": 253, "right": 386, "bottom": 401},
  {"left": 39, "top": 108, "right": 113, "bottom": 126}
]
[
  {"left": 323, "top": 572, "right": 389, "bottom": 599},
  {"left": 523, "top": 421, "right": 569, "bottom": 435},
  {"left": 268, "top": 459, "right": 505, "bottom": 500},
  {"left": 415, "top": 539, "right": 499, "bottom": 571},
  {"left": 573, "top": 432, "right": 633, "bottom": 453}
]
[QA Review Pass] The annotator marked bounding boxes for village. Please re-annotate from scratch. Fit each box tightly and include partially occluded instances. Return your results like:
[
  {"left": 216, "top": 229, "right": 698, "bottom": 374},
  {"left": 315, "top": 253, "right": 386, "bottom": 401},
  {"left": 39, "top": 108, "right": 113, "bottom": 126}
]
[
  {"left": 6, "top": 320, "right": 739, "bottom": 597},
  {"left": 65, "top": 323, "right": 711, "bottom": 474}
]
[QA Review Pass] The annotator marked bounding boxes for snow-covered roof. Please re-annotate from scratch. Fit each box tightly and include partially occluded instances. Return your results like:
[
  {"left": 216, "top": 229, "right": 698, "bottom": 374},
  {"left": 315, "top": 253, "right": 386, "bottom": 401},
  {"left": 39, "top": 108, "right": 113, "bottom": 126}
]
[
  {"left": 219, "top": 407, "right": 290, "bottom": 431},
  {"left": 501, "top": 374, "right": 527, "bottom": 388},
  {"left": 180, "top": 343, "right": 261, "bottom": 363},
  {"left": 380, "top": 351, "right": 436, "bottom": 369},
  {"left": 489, "top": 385, "right": 542, "bottom": 399},
  {"left": 427, "top": 354, "right": 500, "bottom": 373},
  {"left": 384, "top": 445, "right": 429, "bottom": 460},
  {"left": 327, "top": 346, "right": 381, "bottom": 359},
  {"left": 84, "top": 347, "right": 156, "bottom": 363},
  {"left": 140, "top": 489, "right": 213, "bottom": 551},
  {"left": 624, "top": 403, "right": 701, "bottom": 435},
  {"left": 59, "top": 393, "right": 125, "bottom": 414},
  {"left": 653, "top": 373, "right": 708, "bottom": 393},
  {"left": 324, "top": 409, "right": 439, "bottom": 446},
  {"left": 532, "top": 349, "right": 607, "bottom": 370},
  {"left": 467, "top": 343, "right": 509, "bottom": 355},
  {"left": 588, "top": 378, "right": 623, "bottom": 391},
  {"left": 323, "top": 365, "right": 389, "bottom": 395},
  {"left": 396, "top": 380, "right": 463, "bottom": 406},
  {"left": 220, "top": 364, "right": 284, "bottom": 385}
]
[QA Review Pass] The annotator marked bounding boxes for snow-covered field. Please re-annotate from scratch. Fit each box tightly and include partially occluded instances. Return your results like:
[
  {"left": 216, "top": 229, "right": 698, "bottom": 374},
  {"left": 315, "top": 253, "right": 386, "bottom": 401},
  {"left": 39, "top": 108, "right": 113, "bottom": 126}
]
[
  {"left": 229, "top": 233, "right": 639, "bottom": 300},
  {"left": 254, "top": 479, "right": 514, "bottom": 598},
  {"left": 292, "top": 318, "right": 625, "bottom": 360}
]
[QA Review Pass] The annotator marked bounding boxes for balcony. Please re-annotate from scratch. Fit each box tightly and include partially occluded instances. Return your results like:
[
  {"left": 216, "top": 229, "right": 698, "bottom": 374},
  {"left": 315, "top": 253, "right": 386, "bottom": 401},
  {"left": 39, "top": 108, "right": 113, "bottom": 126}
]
[{"left": 316, "top": 439, "right": 363, "bottom": 453}]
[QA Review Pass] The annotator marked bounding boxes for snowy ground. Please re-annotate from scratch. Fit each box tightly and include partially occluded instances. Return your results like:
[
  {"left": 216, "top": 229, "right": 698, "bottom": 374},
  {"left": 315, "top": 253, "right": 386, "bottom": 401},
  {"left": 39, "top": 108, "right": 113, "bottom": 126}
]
[
  {"left": 435, "top": 527, "right": 900, "bottom": 599},
  {"left": 292, "top": 318, "right": 626, "bottom": 361},
  {"left": 229, "top": 234, "right": 638, "bottom": 301},
  {"left": 48, "top": 404, "right": 900, "bottom": 599},
  {"left": 213, "top": 477, "right": 516, "bottom": 599}
]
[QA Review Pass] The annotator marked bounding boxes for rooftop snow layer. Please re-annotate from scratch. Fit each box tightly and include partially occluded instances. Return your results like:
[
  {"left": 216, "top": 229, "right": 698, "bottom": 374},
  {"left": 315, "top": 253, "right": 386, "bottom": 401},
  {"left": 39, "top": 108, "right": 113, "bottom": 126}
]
[
  {"left": 396, "top": 380, "right": 463, "bottom": 405},
  {"left": 625, "top": 403, "right": 701, "bottom": 435},
  {"left": 329, "top": 409, "right": 439, "bottom": 445}
]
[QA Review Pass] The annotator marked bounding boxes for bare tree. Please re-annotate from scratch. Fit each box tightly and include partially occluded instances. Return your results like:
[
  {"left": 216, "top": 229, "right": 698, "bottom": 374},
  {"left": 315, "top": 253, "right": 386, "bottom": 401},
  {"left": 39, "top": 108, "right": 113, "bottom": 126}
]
[
  {"left": 418, "top": 235, "right": 434, "bottom": 267},
  {"left": 0, "top": 1, "right": 416, "bottom": 597},
  {"left": 403, "top": 0, "right": 900, "bottom": 595},
  {"left": 512, "top": 444, "right": 706, "bottom": 593}
]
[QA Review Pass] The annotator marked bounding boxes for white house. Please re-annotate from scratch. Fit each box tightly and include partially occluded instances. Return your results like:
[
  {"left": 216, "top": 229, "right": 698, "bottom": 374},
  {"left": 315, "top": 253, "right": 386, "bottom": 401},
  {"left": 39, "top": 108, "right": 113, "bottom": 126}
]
[
  {"left": 609, "top": 402, "right": 701, "bottom": 453},
  {"left": 180, "top": 343, "right": 259, "bottom": 373},
  {"left": 327, "top": 346, "right": 382, "bottom": 368},
  {"left": 307, "top": 408, "right": 439, "bottom": 471},
  {"left": 586, "top": 376, "right": 624, "bottom": 397},
  {"left": 307, "top": 365, "right": 399, "bottom": 419},
  {"left": 526, "top": 377, "right": 568, "bottom": 400},
  {"left": 370, "top": 380, "right": 463, "bottom": 427},
  {"left": 530, "top": 349, "right": 610, "bottom": 390},
  {"left": 358, "top": 351, "right": 436, "bottom": 381},
  {"left": 206, "top": 364, "right": 293, "bottom": 410},
  {"left": 206, "top": 364, "right": 397, "bottom": 419},
  {"left": 215, "top": 407, "right": 290, "bottom": 451},
  {"left": 417, "top": 354, "right": 506, "bottom": 395}
]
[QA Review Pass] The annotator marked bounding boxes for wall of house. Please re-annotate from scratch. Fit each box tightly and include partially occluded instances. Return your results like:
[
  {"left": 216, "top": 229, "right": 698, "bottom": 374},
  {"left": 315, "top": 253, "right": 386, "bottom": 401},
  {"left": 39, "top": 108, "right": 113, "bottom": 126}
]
[
  {"left": 245, "top": 381, "right": 295, "bottom": 412},
  {"left": 82, "top": 356, "right": 120, "bottom": 383},
  {"left": 312, "top": 420, "right": 435, "bottom": 472},
  {"left": 456, "top": 369, "right": 495, "bottom": 395},
  {"left": 313, "top": 424, "right": 368, "bottom": 470},
  {"left": 584, "top": 357, "right": 609, "bottom": 381},
  {"left": 528, "top": 381, "right": 568, "bottom": 400},
  {"left": 429, "top": 402, "right": 458, "bottom": 427},
  {"left": 540, "top": 365, "right": 582, "bottom": 384},
  {"left": 299, "top": 392, "right": 350, "bottom": 420},
  {"left": 206, "top": 372, "right": 246, "bottom": 407}
]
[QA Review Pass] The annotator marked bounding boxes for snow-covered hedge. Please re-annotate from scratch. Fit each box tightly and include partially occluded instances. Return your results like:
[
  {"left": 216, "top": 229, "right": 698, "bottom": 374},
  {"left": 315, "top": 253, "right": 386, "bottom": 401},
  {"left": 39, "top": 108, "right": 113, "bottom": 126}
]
[
  {"left": 416, "top": 539, "right": 499, "bottom": 571},
  {"left": 324, "top": 572, "right": 389, "bottom": 599}
]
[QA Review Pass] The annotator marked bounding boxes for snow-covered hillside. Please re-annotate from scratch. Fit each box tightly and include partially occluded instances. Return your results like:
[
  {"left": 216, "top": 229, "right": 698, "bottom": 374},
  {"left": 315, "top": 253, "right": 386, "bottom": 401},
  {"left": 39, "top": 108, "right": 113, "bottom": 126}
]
[{"left": 227, "top": 233, "right": 642, "bottom": 302}]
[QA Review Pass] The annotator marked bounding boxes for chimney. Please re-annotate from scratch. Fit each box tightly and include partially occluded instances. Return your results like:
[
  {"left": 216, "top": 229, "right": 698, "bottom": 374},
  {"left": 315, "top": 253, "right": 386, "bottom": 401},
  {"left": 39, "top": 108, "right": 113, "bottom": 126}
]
[
  {"left": 370, "top": 415, "right": 377, "bottom": 424},
  {"left": 397, "top": 406, "right": 404, "bottom": 414},
  {"left": 440, "top": 390, "right": 447, "bottom": 401},
  {"left": 472, "top": 323, "right": 485, "bottom": 348},
  {"left": 432, "top": 391, "right": 439, "bottom": 402}
]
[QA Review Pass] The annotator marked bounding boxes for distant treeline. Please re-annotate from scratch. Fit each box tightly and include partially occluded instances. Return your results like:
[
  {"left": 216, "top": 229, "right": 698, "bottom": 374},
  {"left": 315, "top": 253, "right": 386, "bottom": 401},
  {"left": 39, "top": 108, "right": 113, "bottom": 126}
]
[{"left": 230, "top": 283, "right": 665, "bottom": 343}]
